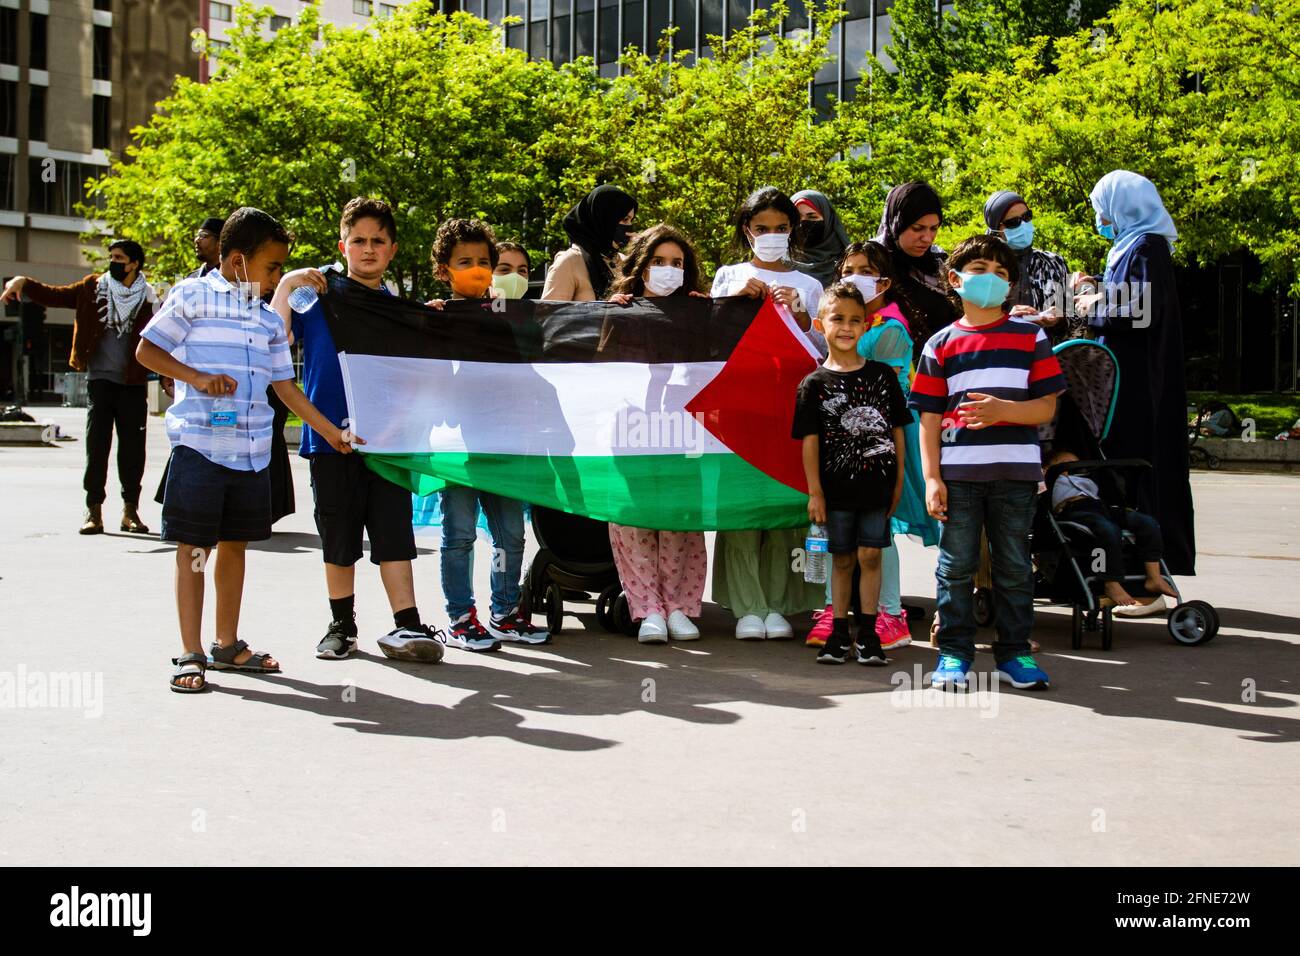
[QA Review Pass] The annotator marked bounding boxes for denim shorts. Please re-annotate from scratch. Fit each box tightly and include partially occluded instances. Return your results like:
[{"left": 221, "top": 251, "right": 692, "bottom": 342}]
[
  {"left": 160, "top": 445, "right": 272, "bottom": 547},
  {"left": 826, "top": 507, "right": 892, "bottom": 554}
]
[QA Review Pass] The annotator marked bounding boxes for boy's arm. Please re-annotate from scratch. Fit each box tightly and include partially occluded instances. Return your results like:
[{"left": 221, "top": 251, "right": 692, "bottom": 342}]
[
  {"left": 919, "top": 412, "right": 947, "bottom": 522},
  {"left": 270, "top": 380, "right": 363, "bottom": 455},
  {"left": 135, "top": 339, "right": 235, "bottom": 395},
  {"left": 959, "top": 391, "right": 1060, "bottom": 428},
  {"left": 269, "top": 268, "right": 328, "bottom": 346},
  {"left": 801, "top": 434, "right": 825, "bottom": 523}
]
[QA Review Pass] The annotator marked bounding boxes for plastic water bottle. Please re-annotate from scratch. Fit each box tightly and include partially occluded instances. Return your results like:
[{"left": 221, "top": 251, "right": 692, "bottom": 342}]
[
  {"left": 210, "top": 396, "right": 239, "bottom": 464},
  {"left": 804, "top": 522, "right": 828, "bottom": 584},
  {"left": 288, "top": 285, "right": 318, "bottom": 313}
]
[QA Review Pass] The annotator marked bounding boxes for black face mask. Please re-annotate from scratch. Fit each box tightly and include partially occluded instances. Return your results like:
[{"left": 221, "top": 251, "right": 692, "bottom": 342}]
[
  {"left": 613, "top": 223, "right": 633, "bottom": 248},
  {"left": 798, "top": 219, "right": 825, "bottom": 246},
  {"left": 108, "top": 262, "right": 129, "bottom": 282}
]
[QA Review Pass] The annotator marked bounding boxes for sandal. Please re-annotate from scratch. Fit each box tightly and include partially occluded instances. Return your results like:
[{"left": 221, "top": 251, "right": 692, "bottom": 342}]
[
  {"left": 170, "top": 652, "right": 209, "bottom": 693},
  {"left": 208, "top": 639, "right": 280, "bottom": 673}
]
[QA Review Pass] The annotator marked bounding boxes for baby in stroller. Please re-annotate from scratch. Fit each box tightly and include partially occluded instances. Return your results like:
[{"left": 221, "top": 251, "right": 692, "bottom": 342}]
[{"left": 1046, "top": 445, "right": 1180, "bottom": 608}]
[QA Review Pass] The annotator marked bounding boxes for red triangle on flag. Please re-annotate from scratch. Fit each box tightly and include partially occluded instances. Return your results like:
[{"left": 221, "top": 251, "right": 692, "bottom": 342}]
[{"left": 686, "top": 297, "right": 819, "bottom": 493}]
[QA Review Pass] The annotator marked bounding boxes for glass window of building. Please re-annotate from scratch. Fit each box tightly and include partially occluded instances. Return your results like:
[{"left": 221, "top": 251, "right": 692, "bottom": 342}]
[{"left": 209, "top": 2, "right": 232, "bottom": 22}]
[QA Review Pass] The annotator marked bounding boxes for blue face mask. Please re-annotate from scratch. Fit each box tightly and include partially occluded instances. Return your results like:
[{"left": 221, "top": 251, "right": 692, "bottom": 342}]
[
  {"left": 1002, "top": 220, "right": 1034, "bottom": 250},
  {"left": 954, "top": 271, "right": 1010, "bottom": 309},
  {"left": 1096, "top": 218, "right": 1116, "bottom": 241}
]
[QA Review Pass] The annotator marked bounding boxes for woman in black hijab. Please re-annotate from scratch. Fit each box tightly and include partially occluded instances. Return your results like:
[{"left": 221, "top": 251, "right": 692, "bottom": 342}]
[
  {"left": 542, "top": 185, "right": 638, "bottom": 301},
  {"left": 874, "top": 181, "right": 960, "bottom": 356},
  {"left": 982, "top": 189, "right": 1081, "bottom": 342},
  {"left": 791, "top": 189, "right": 850, "bottom": 286}
]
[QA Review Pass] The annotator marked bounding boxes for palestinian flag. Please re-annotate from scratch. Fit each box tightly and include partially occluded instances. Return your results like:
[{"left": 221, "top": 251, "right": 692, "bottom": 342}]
[{"left": 321, "top": 274, "right": 820, "bottom": 531}]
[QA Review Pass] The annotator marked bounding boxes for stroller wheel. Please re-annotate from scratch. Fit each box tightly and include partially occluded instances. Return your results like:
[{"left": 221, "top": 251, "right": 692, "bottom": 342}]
[
  {"left": 1101, "top": 605, "right": 1114, "bottom": 651},
  {"left": 973, "top": 588, "right": 995, "bottom": 628},
  {"left": 613, "top": 592, "right": 637, "bottom": 637},
  {"left": 595, "top": 584, "right": 620, "bottom": 632},
  {"left": 544, "top": 581, "right": 564, "bottom": 636},
  {"left": 1070, "top": 606, "right": 1084, "bottom": 650},
  {"left": 1168, "top": 600, "right": 1219, "bottom": 646}
]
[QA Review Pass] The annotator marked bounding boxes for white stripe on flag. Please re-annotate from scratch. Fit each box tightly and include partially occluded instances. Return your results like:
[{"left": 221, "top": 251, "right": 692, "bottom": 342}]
[{"left": 338, "top": 353, "right": 733, "bottom": 458}]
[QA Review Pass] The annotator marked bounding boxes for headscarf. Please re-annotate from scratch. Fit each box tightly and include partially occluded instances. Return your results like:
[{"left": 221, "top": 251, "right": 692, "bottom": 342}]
[
  {"left": 562, "top": 184, "right": 638, "bottom": 298},
  {"left": 874, "top": 181, "right": 946, "bottom": 293},
  {"left": 95, "top": 271, "right": 151, "bottom": 335},
  {"left": 982, "top": 190, "right": 1024, "bottom": 233},
  {"left": 1089, "top": 170, "right": 1177, "bottom": 284},
  {"left": 790, "top": 189, "right": 850, "bottom": 286}
]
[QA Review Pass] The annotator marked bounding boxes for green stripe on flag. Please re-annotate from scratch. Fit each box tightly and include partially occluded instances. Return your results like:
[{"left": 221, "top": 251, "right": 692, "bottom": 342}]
[{"left": 362, "top": 451, "right": 807, "bottom": 532}]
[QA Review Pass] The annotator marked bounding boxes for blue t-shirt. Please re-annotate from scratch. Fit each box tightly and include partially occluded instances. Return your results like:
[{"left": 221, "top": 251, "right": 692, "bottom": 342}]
[{"left": 291, "top": 267, "right": 391, "bottom": 457}]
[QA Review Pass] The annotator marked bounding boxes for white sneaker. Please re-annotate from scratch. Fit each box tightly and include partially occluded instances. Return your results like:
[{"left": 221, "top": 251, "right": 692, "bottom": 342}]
[
  {"left": 735, "top": 614, "right": 766, "bottom": 640},
  {"left": 667, "top": 610, "right": 700, "bottom": 641},
  {"left": 763, "top": 612, "right": 793, "bottom": 640},
  {"left": 638, "top": 613, "right": 668, "bottom": 644},
  {"left": 1113, "top": 594, "right": 1168, "bottom": 618}
]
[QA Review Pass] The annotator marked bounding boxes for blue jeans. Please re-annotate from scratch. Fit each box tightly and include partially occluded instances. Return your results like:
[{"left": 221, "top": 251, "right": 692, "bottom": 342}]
[
  {"left": 935, "top": 480, "right": 1038, "bottom": 664},
  {"left": 439, "top": 486, "right": 525, "bottom": 620}
]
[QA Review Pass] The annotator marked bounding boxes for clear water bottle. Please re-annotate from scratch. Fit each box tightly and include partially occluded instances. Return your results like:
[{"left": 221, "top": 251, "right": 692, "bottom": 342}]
[
  {"left": 210, "top": 396, "right": 239, "bottom": 464},
  {"left": 804, "top": 522, "right": 828, "bottom": 584},
  {"left": 288, "top": 285, "right": 318, "bottom": 313}
]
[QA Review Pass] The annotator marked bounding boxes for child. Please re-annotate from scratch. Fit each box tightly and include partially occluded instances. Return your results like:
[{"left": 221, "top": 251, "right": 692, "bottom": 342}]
[
  {"left": 1047, "top": 447, "right": 1178, "bottom": 607},
  {"left": 274, "top": 197, "right": 444, "bottom": 663},
  {"left": 792, "top": 282, "right": 909, "bottom": 664},
  {"left": 136, "top": 207, "right": 352, "bottom": 693},
  {"left": 804, "top": 241, "right": 942, "bottom": 650},
  {"left": 711, "top": 186, "right": 826, "bottom": 639},
  {"left": 492, "top": 241, "right": 531, "bottom": 300},
  {"left": 605, "top": 223, "right": 711, "bottom": 644},
  {"left": 430, "top": 218, "right": 549, "bottom": 649},
  {"left": 910, "top": 234, "right": 1067, "bottom": 691}
]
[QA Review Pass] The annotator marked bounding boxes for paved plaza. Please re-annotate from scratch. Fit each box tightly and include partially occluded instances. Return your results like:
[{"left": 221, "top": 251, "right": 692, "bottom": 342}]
[{"left": 1, "top": 407, "right": 1296, "bottom": 865}]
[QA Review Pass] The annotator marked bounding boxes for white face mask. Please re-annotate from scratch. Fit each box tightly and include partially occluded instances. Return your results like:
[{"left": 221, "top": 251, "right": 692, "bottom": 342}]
[
  {"left": 749, "top": 231, "right": 790, "bottom": 262},
  {"left": 842, "top": 273, "right": 880, "bottom": 303},
  {"left": 644, "top": 265, "right": 684, "bottom": 296}
]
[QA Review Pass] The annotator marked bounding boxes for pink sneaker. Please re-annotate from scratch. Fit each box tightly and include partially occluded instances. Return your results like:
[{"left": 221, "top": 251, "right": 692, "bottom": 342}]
[
  {"left": 876, "top": 609, "right": 912, "bottom": 651},
  {"left": 805, "top": 605, "right": 834, "bottom": 647}
]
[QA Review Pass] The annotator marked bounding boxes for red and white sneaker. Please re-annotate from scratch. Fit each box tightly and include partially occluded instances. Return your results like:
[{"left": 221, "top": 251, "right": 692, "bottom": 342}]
[
  {"left": 442, "top": 608, "right": 501, "bottom": 652},
  {"left": 805, "top": 605, "right": 834, "bottom": 647},
  {"left": 486, "top": 606, "right": 550, "bottom": 645},
  {"left": 876, "top": 609, "right": 912, "bottom": 651}
]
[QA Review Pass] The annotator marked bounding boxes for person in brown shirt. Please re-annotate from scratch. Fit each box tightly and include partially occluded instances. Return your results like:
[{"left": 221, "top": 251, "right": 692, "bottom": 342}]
[
  {"left": 541, "top": 184, "right": 637, "bottom": 302},
  {"left": 1, "top": 240, "right": 155, "bottom": 534}
]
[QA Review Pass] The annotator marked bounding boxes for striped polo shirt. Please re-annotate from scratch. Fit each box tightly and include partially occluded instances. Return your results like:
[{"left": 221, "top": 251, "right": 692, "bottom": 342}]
[
  {"left": 908, "top": 315, "right": 1066, "bottom": 482},
  {"left": 141, "top": 270, "right": 294, "bottom": 472}
]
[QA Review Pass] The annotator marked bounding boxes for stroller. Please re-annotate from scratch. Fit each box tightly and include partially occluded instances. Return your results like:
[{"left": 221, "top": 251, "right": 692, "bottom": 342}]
[
  {"left": 519, "top": 506, "right": 636, "bottom": 637},
  {"left": 973, "top": 340, "right": 1220, "bottom": 649}
]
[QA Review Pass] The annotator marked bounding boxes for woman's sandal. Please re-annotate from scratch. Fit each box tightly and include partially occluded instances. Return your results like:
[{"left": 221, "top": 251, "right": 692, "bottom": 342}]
[
  {"left": 170, "top": 652, "right": 209, "bottom": 693},
  {"left": 208, "top": 639, "right": 281, "bottom": 673}
]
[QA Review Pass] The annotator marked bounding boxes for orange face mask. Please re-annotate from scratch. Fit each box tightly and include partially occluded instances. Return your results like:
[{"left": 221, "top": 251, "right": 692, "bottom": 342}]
[{"left": 448, "top": 265, "right": 493, "bottom": 298}]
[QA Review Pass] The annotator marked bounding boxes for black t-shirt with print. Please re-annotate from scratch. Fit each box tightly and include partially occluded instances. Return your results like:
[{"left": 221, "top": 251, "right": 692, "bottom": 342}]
[{"left": 791, "top": 361, "right": 910, "bottom": 511}]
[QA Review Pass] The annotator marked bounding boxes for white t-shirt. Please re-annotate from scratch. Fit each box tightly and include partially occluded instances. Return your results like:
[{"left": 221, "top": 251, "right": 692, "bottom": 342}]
[{"left": 710, "top": 261, "right": 824, "bottom": 318}]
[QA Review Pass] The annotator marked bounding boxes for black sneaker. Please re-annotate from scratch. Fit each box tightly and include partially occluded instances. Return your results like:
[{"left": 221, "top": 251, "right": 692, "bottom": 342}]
[
  {"left": 440, "top": 608, "right": 501, "bottom": 652},
  {"left": 486, "top": 606, "right": 550, "bottom": 645},
  {"left": 378, "top": 623, "right": 445, "bottom": 663},
  {"left": 854, "top": 633, "right": 888, "bottom": 666},
  {"left": 816, "top": 624, "right": 852, "bottom": 664},
  {"left": 317, "top": 619, "right": 358, "bottom": 660}
]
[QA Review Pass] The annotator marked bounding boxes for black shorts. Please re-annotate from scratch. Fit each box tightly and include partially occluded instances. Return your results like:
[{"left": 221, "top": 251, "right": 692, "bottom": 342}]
[
  {"left": 160, "top": 445, "right": 272, "bottom": 547},
  {"left": 309, "top": 453, "right": 416, "bottom": 566},
  {"left": 826, "top": 507, "right": 892, "bottom": 554}
]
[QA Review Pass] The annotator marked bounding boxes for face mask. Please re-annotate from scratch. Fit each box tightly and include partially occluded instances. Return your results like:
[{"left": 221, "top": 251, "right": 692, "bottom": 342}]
[
  {"left": 644, "top": 265, "right": 684, "bottom": 296},
  {"left": 1096, "top": 218, "right": 1116, "bottom": 241},
  {"left": 1002, "top": 220, "right": 1035, "bottom": 250},
  {"left": 953, "top": 271, "right": 1010, "bottom": 309},
  {"left": 613, "top": 223, "right": 634, "bottom": 247},
  {"left": 233, "top": 257, "right": 259, "bottom": 302},
  {"left": 448, "top": 265, "right": 493, "bottom": 298},
  {"left": 749, "top": 230, "right": 790, "bottom": 262},
  {"left": 491, "top": 272, "right": 529, "bottom": 300},
  {"left": 798, "top": 219, "right": 825, "bottom": 246},
  {"left": 842, "top": 273, "right": 881, "bottom": 303},
  {"left": 108, "top": 262, "right": 129, "bottom": 282}
]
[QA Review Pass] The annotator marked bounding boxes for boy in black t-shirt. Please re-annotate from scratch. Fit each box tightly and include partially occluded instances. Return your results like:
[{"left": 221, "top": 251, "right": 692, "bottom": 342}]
[{"left": 793, "top": 282, "right": 910, "bottom": 665}]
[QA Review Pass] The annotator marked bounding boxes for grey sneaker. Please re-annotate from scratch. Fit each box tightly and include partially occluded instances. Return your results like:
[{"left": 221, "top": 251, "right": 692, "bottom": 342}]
[
  {"left": 316, "top": 619, "right": 358, "bottom": 660},
  {"left": 378, "top": 623, "right": 445, "bottom": 663}
]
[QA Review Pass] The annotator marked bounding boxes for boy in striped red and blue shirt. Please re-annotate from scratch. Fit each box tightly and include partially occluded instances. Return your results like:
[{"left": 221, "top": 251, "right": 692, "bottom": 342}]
[{"left": 909, "top": 235, "right": 1067, "bottom": 692}]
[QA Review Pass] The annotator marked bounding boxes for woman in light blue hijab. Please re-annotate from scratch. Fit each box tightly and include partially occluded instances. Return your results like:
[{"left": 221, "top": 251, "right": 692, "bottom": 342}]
[{"left": 1078, "top": 170, "right": 1195, "bottom": 587}]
